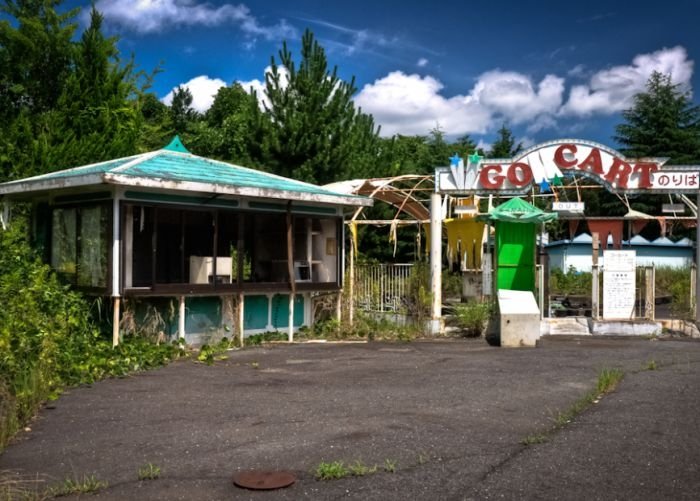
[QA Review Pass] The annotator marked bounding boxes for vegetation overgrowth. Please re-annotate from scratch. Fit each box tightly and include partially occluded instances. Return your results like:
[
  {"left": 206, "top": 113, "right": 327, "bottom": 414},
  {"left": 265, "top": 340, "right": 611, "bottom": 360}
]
[{"left": 0, "top": 218, "right": 184, "bottom": 451}]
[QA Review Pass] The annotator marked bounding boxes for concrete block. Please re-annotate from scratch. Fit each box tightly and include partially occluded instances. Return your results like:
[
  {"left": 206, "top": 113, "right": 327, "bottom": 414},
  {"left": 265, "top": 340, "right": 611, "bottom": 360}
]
[
  {"left": 498, "top": 289, "right": 541, "bottom": 347},
  {"left": 590, "top": 320, "right": 662, "bottom": 337}
]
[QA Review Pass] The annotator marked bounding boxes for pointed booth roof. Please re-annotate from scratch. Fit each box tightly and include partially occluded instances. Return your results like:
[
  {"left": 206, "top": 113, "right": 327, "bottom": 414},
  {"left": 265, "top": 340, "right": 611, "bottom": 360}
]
[
  {"left": 0, "top": 137, "right": 372, "bottom": 207},
  {"left": 480, "top": 197, "right": 558, "bottom": 223}
]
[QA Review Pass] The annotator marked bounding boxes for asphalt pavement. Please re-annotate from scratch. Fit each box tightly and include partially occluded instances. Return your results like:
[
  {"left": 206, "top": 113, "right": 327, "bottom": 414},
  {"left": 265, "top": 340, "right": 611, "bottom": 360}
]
[{"left": 1, "top": 337, "right": 699, "bottom": 500}]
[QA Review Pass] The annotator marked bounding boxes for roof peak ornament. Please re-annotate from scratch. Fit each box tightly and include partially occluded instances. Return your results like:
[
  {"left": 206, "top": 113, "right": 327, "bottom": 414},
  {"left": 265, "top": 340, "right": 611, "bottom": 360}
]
[{"left": 163, "top": 135, "right": 190, "bottom": 154}]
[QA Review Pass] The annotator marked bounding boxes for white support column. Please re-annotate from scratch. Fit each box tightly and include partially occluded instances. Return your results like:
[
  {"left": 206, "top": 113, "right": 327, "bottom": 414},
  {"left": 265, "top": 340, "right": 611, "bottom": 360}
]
[
  {"left": 238, "top": 293, "right": 245, "bottom": 346},
  {"left": 1, "top": 199, "right": 10, "bottom": 230},
  {"left": 348, "top": 234, "right": 355, "bottom": 325},
  {"left": 429, "top": 192, "right": 444, "bottom": 335},
  {"left": 111, "top": 195, "right": 121, "bottom": 298},
  {"left": 111, "top": 195, "right": 121, "bottom": 347},
  {"left": 178, "top": 295, "right": 186, "bottom": 340}
]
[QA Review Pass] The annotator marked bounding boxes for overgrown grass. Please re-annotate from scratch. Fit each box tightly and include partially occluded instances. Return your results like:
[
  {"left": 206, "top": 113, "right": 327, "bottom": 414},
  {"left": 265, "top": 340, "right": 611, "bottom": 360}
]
[
  {"left": 314, "top": 459, "right": 398, "bottom": 480},
  {"left": 549, "top": 267, "right": 592, "bottom": 295},
  {"left": 0, "top": 471, "right": 47, "bottom": 501},
  {"left": 47, "top": 475, "right": 107, "bottom": 497},
  {"left": 522, "top": 368, "right": 624, "bottom": 446}
]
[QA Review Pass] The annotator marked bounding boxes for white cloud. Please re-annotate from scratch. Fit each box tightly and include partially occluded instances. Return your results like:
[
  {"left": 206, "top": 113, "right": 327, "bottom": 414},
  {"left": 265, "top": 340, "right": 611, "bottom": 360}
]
[
  {"left": 561, "top": 46, "right": 693, "bottom": 116},
  {"left": 356, "top": 46, "right": 694, "bottom": 137},
  {"left": 162, "top": 75, "right": 226, "bottom": 113},
  {"left": 417, "top": 58, "right": 429, "bottom": 67},
  {"left": 469, "top": 71, "right": 564, "bottom": 124},
  {"left": 94, "top": 0, "right": 296, "bottom": 39},
  {"left": 354, "top": 71, "right": 492, "bottom": 137}
]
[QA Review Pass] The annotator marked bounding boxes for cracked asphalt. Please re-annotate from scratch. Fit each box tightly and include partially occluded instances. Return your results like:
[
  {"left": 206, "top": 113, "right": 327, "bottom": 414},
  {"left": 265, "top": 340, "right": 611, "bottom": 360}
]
[{"left": 1, "top": 337, "right": 699, "bottom": 500}]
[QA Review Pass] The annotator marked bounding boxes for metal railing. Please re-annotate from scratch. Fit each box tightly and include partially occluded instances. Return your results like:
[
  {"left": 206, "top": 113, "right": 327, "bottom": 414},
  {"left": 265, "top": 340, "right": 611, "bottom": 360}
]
[{"left": 354, "top": 263, "right": 413, "bottom": 312}]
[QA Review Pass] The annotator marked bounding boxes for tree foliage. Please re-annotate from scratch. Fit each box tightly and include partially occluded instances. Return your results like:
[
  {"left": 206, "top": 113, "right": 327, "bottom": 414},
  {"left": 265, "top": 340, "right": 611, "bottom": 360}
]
[
  {"left": 615, "top": 71, "right": 700, "bottom": 164},
  {"left": 0, "top": 2, "right": 141, "bottom": 181},
  {"left": 258, "top": 29, "right": 380, "bottom": 184},
  {"left": 488, "top": 124, "right": 523, "bottom": 158}
]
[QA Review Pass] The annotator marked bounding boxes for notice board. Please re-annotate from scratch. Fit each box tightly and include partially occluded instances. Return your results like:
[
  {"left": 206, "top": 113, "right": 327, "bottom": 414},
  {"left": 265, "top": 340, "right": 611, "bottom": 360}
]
[{"left": 603, "top": 250, "right": 636, "bottom": 319}]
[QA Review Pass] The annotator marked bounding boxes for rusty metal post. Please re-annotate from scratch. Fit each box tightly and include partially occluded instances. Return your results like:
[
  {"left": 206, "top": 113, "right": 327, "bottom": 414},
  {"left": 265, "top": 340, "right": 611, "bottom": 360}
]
[
  {"left": 112, "top": 297, "right": 120, "bottom": 347},
  {"left": 429, "top": 192, "right": 443, "bottom": 334}
]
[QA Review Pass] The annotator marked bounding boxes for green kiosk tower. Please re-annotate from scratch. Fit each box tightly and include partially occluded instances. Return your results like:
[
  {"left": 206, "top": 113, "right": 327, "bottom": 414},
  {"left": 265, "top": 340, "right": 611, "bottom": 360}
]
[{"left": 485, "top": 197, "right": 557, "bottom": 295}]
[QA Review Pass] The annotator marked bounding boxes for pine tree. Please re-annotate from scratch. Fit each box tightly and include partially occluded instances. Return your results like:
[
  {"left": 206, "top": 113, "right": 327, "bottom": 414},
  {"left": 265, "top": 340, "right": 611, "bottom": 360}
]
[
  {"left": 488, "top": 124, "right": 523, "bottom": 158},
  {"left": 259, "top": 29, "right": 379, "bottom": 184},
  {"left": 615, "top": 71, "right": 700, "bottom": 164}
]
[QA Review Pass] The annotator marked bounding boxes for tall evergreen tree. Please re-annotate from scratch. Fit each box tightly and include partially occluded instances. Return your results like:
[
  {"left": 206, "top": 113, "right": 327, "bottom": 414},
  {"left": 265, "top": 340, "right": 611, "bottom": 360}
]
[
  {"left": 488, "top": 124, "right": 523, "bottom": 158},
  {"left": 169, "top": 85, "right": 198, "bottom": 135},
  {"left": 260, "top": 29, "right": 379, "bottom": 184},
  {"left": 615, "top": 71, "right": 700, "bottom": 164}
]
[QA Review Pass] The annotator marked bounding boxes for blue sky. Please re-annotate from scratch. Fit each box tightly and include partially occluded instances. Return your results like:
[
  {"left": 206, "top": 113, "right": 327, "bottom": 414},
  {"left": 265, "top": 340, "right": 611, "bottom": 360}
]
[{"left": 65, "top": 0, "right": 700, "bottom": 150}]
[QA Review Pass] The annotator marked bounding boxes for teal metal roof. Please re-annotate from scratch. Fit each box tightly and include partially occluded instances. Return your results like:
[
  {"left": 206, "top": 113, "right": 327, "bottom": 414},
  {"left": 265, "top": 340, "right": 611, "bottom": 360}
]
[{"left": 0, "top": 138, "right": 371, "bottom": 206}]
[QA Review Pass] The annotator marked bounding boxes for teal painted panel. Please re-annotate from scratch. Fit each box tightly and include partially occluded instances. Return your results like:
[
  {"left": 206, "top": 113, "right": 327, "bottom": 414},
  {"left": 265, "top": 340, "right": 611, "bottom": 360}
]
[
  {"left": 185, "top": 297, "right": 222, "bottom": 334},
  {"left": 270, "top": 294, "right": 304, "bottom": 328},
  {"left": 244, "top": 295, "right": 269, "bottom": 330}
]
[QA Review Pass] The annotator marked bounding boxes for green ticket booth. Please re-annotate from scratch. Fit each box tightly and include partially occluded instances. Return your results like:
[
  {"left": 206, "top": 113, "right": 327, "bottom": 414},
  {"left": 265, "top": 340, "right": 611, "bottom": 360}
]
[{"left": 484, "top": 197, "right": 557, "bottom": 295}]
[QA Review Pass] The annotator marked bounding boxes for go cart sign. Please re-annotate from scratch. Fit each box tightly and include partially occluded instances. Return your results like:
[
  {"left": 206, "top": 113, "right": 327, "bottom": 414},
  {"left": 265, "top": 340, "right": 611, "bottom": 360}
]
[{"left": 436, "top": 139, "right": 700, "bottom": 195}]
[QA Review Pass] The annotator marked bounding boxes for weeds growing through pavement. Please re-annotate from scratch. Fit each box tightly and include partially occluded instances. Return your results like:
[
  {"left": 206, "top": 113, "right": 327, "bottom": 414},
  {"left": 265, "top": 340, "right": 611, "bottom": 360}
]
[
  {"left": 138, "top": 463, "right": 161, "bottom": 481},
  {"left": 47, "top": 475, "right": 107, "bottom": 497}
]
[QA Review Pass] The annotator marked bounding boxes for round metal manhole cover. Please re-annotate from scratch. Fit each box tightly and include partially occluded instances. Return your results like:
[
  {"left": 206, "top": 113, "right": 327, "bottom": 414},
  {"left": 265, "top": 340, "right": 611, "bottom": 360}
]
[{"left": 232, "top": 470, "right": 296, "bottom": 490}]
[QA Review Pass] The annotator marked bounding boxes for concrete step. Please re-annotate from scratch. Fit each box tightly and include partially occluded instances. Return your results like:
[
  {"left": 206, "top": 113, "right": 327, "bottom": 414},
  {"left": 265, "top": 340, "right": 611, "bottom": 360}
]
[{"left": 541, "top": 317, "right": 591, "bottom": 336}]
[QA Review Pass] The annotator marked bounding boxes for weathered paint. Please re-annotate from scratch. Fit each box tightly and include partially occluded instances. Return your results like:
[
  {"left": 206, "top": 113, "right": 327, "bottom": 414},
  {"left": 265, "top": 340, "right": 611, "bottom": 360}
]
[
  {"left": 244, "top": 295, "right": 269, "bottom": 330},
  {"left": 271, "top": 294, "right": 304, "bottom": 328},
  {"left": 0, "top": 147, "right": 372, "bottom": 208}
]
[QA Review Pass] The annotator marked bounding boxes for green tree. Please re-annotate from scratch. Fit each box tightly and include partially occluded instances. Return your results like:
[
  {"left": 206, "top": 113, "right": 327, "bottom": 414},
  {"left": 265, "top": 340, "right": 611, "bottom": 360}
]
[
  {"left": 169, "top": 85, "right": 198, "bottom": 135},
  {"left": 260, "top": 29, "right": 379, "bottom": 184},
  {"left": 0, "top": 2, "right": 142, "bottom": 180},
  {"left": 488, "top": 124, "right": 523, "bottom": 158},
  {"left": 615, "top": 71, "right": 700, "bottom": 164}
]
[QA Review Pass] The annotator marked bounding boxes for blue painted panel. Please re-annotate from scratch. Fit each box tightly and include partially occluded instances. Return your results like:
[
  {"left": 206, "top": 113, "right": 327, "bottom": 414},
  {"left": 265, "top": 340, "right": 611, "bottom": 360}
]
[
  {"left": 244, "top": 295, "right": 269, "bottom": 330},
  {"left": 270, "top": 294, "right": 304, "bottom": 328},
  {"left": 185, "top": 297, "right": 221, "bottom": 334}
]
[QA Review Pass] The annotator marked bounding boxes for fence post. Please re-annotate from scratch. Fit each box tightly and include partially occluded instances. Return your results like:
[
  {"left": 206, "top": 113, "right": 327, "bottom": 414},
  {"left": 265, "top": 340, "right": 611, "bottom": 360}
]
[
  {"left": 591, "top": 264, "right": 600, "bottom": 319},
  {"left": 644, "top": 266, "right": 655, "bottom": 320},
  {"left": 691, "top": 263, "right": 697, "bottom": 320}
]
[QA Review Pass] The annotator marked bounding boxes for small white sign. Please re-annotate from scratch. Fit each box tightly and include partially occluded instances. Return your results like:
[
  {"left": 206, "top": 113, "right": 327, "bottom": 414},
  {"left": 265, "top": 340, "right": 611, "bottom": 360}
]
[
  {"left": 552, "top": 201, "right": 585, "bottom": 212},
  {"left": 662, "top": 203, "right": 685, "bottom": 213},
  {"left": 603, "top": 250, "right": 636, "bottom": 319},
  {"left": 650, "top": 172, "right": 700, "bottom": 191}
]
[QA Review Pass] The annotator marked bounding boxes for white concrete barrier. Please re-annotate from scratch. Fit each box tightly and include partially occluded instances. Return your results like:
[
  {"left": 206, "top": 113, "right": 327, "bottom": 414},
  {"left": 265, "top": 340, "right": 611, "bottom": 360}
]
[{"left": 498, "top": 289, "right": 541, "bottom": 347}]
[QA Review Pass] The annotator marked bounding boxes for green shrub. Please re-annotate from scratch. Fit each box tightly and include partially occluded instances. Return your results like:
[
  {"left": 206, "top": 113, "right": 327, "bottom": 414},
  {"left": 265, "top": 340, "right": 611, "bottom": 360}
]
[
  {"left": 549, "top": 267, "right": 592, "bottom": 295},
  {"left": 0, "top": 218, "right": 183, "bottom": 450},
  {"left": 453, "top": 301, "right": 492, "bottom": 337}
]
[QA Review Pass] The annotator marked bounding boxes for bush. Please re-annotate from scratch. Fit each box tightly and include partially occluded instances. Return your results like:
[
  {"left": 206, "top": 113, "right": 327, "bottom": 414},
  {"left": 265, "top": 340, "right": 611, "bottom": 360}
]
[
  {"left": 549, "top": 267, "right": 592, "bottom": 295},
  {"left": 453, "top": 301, "right": 492, "bottom": 337},
  {"left": 0, "top": 218, "right": 182, "bottom": 450}
]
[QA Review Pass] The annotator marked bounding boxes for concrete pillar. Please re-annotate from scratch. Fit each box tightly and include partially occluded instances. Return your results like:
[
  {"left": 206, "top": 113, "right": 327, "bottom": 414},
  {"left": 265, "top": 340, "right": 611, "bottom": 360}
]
[
  {"left": 178, "top": 295, "right": 186, "bottom": 340},
  {"left": 348, "top": 234, "right": 355, "bottom": 325},
  {"left": 237, "top": 293, "right": 245, "bottom": 346},
  {"left": 429, "top": 192, "right": 443, "bottom": 334}
]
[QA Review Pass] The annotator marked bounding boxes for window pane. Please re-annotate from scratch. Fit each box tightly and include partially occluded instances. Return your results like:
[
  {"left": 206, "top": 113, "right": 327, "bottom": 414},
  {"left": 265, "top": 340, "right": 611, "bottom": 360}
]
[
  {"left": 155, "top": 208, "right": 183, "bottom": 283},
  {"left": 243, "top": 213, "right": 288, "bottom": 282},
  {"left": 184, "top": 211, "right": 215, "bottom": 284},
  {"left": 51, "top": 208, "right": 77, "bottom": 281},
  {"left": 130, "top": 205, "right": 154, "bottom": 287},
  {"left": 77, "top": 206, "right": 108, "bottom": 287},
  {"left": 217, "top": 211, "right": 247, "bottom": 282}
]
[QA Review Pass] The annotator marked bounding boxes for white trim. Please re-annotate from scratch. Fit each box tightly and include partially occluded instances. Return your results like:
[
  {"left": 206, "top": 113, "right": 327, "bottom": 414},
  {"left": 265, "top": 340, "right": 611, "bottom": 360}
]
[
  {"left": 0, "top": 174, "right": 105, "bottom": 196},
  {"left": 111, "top": 190, "right": 121, "bottom": 297},
  {"left": 110, "top": 150, "right": 162, "bottom": 174},
  {"left": 103, "top": 173, "right": 372, "bottom": 207}
]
